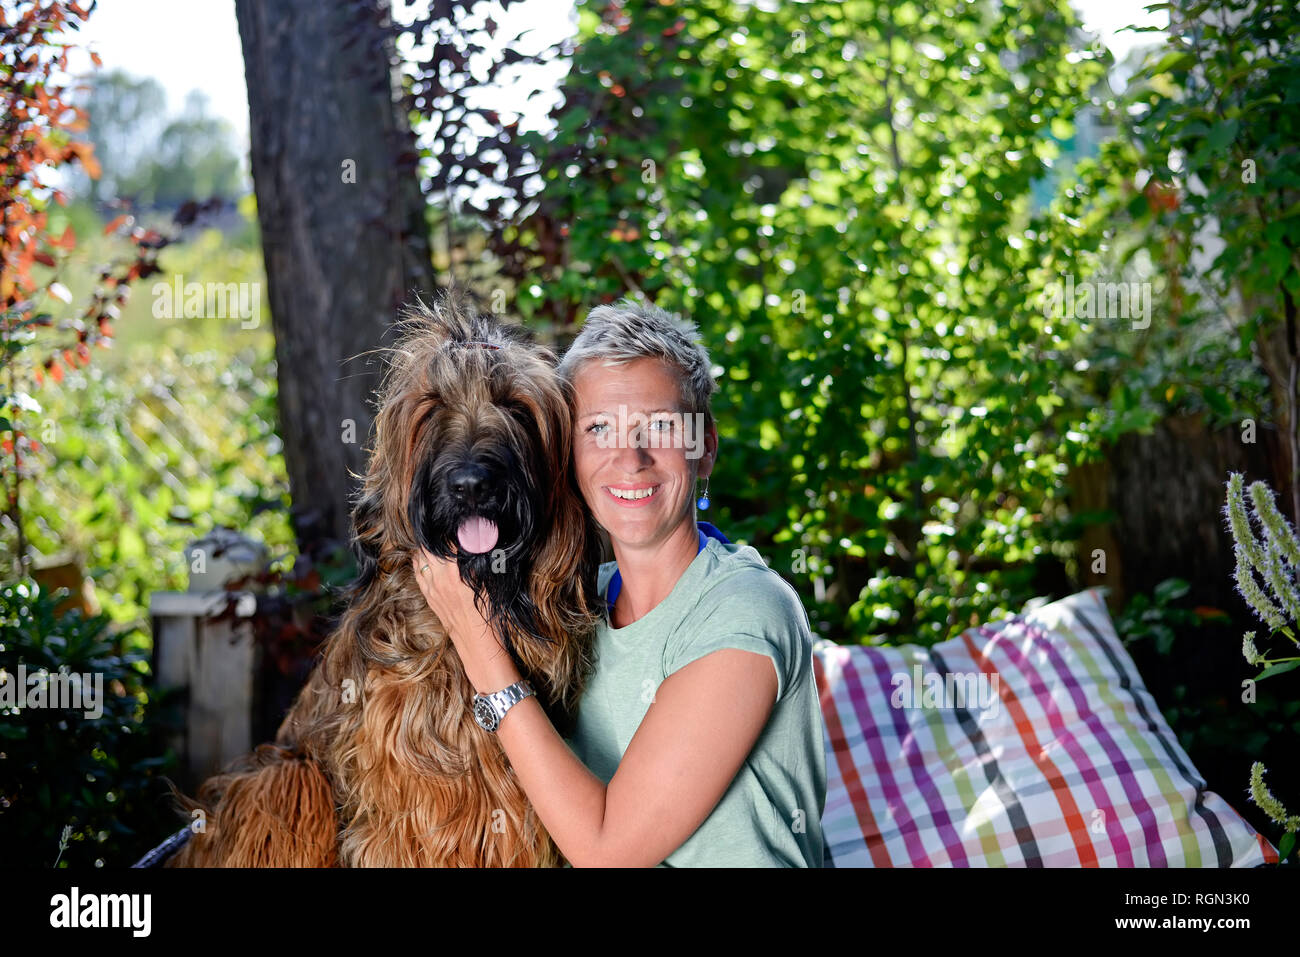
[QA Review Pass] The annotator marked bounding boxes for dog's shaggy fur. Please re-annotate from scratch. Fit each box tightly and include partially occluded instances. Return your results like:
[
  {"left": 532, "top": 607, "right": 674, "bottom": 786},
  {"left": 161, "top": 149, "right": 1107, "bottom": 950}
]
[{"left": 165, "top": 294, "right": 604, "bottom": 867}]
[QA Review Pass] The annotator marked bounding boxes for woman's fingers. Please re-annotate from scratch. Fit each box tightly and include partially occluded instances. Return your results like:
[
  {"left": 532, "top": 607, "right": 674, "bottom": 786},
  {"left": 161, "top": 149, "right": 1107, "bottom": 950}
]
[
  {"left": 412, "top": 549, "right": 445, "bottom": 611},
  {"left": 411, "top": 548, "right": 473, "bottom": 619}
]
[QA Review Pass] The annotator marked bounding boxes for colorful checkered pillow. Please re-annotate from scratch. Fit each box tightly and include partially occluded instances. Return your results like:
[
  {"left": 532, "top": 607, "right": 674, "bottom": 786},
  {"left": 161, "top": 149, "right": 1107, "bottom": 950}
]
[{"left": 814, "top": 588, "right": 1279, "bottom": 867}]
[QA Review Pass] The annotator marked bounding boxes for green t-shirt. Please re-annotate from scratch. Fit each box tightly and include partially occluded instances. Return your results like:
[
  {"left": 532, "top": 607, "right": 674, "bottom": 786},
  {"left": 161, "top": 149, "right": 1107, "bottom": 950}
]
[{"left": 564, "top": 536, "right": 827, "bottom": 867}]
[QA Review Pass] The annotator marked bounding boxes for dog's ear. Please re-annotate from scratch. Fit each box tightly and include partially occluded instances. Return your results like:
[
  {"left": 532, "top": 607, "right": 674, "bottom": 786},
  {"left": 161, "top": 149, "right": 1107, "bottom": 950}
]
[
  {"left": 404, "top": 452, "right": 446, "bottom": 559},
  {"left": 346, "top": 482, "right": 385, "bottom": 601},
  {"left": 524, "top": 456, "right": 603, "bottom": 719},
  {"left": 546, "top": 370, "right": 601, "bottom": 600},
  {"left": 528, "top": 411, "right": 604, "bottom": 638}
]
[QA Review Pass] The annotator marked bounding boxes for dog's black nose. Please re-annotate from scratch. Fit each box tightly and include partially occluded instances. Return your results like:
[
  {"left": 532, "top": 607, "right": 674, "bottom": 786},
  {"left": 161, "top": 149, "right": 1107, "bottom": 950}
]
[{"left": 448, "top": 464, "right": 491, "bottom": 504}]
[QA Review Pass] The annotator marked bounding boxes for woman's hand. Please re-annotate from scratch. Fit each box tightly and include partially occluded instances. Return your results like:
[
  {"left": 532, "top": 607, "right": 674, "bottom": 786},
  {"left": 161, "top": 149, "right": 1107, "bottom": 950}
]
[
  {"left": 410, "top": 548, "right": 518, "bottom": 692},
  {"left": 410, "top": 548, "right": 481, "bottom": 642}
]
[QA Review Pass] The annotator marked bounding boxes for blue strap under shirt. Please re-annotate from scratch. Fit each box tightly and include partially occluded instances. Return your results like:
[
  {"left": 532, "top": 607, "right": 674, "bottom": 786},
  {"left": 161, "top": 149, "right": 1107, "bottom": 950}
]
[{"left": 605, "top": 521, "right": 730, "bottom": 614}]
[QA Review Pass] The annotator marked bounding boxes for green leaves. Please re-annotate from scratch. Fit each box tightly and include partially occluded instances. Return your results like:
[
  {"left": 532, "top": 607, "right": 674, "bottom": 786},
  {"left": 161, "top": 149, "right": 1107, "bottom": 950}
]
[
  {"left": 2, "top": 199, "right": 291, "bottom": 633},
  {"left": 1112, "top": 0, "right": 1300, "bottom": 445},
  {"left": 1155, "top": 578, "right": 1191, "bottom": 603},
  {"left": 0, "top": 579, "right": 183, "bottom": 868},
  {"left": 1117, "top": 577, "right": 1203, "bottom": 656},
  {"left": 1147, "top": 50, "right": 1194, "bottom": 78},
  {"left": 1207, "top": 119, "right": 1239, "bottom": 152},
  {"left": 1256, "top": 660, "right": 1300, "bottom": 683},
  {"left": 497, "top": 0, "right": 1118, "bottom": 644}
]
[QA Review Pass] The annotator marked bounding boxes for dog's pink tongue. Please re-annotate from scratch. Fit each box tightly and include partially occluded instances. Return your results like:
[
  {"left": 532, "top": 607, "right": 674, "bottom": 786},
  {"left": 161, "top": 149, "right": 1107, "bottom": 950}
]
[{"left": 457, "top": 517, "right": 499, "bottom": 554}]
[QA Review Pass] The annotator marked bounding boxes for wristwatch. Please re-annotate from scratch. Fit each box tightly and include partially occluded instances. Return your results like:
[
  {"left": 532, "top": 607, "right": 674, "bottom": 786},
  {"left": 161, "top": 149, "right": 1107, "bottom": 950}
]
[{"left": 472, "top": 679, "right": 535, "bottom": 733}]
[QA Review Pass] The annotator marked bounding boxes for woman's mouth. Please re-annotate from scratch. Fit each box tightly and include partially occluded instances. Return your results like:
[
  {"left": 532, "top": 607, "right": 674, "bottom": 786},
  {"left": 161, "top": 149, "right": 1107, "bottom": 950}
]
[{"left": 605, "top": 484, "right": 660, "bottom": 507}]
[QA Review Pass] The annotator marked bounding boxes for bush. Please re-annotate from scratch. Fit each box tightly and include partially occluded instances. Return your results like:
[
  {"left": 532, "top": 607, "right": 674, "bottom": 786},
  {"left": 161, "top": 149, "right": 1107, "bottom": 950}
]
[
  {"left": 0, "top": 579, "right": 183, "bottom": 867},
  {"left": 1115, "top": 575, "right": 1300, "bottom": 862}
]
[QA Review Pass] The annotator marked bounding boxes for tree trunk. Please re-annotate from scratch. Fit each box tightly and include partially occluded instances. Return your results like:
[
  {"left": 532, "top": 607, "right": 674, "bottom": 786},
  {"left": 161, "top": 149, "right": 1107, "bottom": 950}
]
[
  {"left": 1073, "top": 412, "right": 1291, "bottom": 614},
  {"left": 235, "top": 0, "right": 435, "bottom": 554}
]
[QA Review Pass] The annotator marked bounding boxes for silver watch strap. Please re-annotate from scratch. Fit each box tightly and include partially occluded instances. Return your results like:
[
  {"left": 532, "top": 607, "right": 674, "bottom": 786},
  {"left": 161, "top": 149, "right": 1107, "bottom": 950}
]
[{"left": 482, "top": 679, "right": 534, "bottom": 725}]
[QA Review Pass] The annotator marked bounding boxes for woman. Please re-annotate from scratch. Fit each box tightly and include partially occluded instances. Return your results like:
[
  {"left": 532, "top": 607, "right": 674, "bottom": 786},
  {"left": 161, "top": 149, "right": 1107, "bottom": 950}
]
[{"left": 412, "top": 299, "right": 826, "bottom": 867}]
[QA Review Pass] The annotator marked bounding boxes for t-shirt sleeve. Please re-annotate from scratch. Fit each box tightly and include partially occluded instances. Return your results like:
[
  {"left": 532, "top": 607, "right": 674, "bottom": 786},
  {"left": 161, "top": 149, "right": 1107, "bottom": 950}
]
[{"left": 661, "top": 569, "right": 811, "bottom": 704}]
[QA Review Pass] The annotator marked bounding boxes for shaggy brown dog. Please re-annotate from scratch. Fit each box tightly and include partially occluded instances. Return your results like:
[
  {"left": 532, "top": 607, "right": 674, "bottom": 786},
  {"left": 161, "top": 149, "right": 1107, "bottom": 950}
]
[{"left": 165, "top": 294, "right": 603, "bottom": 867}]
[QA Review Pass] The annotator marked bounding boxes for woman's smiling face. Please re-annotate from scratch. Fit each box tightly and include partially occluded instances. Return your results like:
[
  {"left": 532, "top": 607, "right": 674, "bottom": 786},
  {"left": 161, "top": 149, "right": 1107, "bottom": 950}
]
[{"left": 572, "top": 356, "right": 716, "bottom": 553}]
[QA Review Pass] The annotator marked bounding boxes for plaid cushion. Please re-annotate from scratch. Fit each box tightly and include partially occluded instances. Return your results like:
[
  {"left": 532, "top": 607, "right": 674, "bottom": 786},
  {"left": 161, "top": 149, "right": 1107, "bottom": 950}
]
[{"left": 814, "top": 588, "right": 1279, "bottom": 867}]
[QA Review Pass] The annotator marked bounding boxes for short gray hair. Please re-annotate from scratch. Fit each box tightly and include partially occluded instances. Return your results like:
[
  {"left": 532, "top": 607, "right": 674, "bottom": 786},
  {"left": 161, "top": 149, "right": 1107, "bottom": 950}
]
[{"left": 558, "top": 298, "right": 717, "bottom": 427}]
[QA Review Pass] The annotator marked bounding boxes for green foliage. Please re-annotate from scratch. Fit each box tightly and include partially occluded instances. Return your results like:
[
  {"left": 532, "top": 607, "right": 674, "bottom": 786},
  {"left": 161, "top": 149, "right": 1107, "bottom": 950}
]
[
  {"left": 510, "top": 0, "right": 1114, "bottom": 644},
  {"left": 2, "top": 201, "right": 291, "bottom": 633},
  {"left": 0, "top": 579, "right": 183, "bottom": 867},
  {"left": 1121, "top": 0, "right": 1300, "bottom": 323},
  {"left": 1115, "top": 573, "right": 1298, "bottom": 857},
  {"left": 1115, "top": 577, "right": 1202, "bottom": 655},
  {"left": 1221, "top": 472, "right": 1300, "bottom": 844},
  {"left": 119, "top": 91, "right": 247, "bottom": 208},
  {"left": 1224, "top": 472, "right": 1300, "bottom": 674},
  {"left": 1087, "top": 0, "right": 1299, "bottom": 454},
  {"left": 1163, "top": 676, "right": 1298, "bottom": 843},
  {"left": 75, "top": 70, "right": 168, "bottom": 206}
]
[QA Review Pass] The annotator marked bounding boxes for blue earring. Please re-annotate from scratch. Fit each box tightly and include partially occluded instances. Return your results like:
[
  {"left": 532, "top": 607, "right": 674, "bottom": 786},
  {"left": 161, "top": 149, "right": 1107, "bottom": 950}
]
[{"left": 697, "top": 477, "right": 710, "bottom": 511}]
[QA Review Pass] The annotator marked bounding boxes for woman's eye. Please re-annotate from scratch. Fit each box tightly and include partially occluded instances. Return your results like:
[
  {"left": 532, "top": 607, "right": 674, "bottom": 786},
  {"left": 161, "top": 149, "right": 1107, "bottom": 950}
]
[
  {"left": 586, "top": 422, "right": 609, "bottom": 434},
  {"left": 650, "top": 417, "right": 674, "bottom": 431}
]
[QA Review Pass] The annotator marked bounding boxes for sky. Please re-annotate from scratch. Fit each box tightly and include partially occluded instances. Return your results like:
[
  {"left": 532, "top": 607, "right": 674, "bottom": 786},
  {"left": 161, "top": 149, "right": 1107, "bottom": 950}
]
[
  {"left": 71, "top": 0, "right": 581, "bottom": 154},
  {"left": 70, "top": 0, "right": 1166, "bottom": 159}
]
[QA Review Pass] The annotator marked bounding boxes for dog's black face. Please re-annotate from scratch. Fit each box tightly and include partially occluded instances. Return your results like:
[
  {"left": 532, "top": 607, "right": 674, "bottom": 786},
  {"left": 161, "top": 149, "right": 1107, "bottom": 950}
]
[{"left": 406, "top": 406, "right": 550, "bottom": 657}]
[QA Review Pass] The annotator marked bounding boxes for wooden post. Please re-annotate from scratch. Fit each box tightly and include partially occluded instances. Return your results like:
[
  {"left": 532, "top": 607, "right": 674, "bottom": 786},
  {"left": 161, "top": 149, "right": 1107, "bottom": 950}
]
[{"left": 149, "top": 591, "right": 257, "bottom": 791}]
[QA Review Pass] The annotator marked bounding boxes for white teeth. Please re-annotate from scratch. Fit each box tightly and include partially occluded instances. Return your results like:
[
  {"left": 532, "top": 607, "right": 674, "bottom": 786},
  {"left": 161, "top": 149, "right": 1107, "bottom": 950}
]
[{"left": 610, "top": 486, "right": 657, "bottom": 500}]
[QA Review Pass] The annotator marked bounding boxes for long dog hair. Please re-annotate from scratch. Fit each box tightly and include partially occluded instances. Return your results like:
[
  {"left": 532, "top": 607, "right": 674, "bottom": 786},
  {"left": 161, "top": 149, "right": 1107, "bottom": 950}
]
[{"left": 165, "top": 293, "right": 604, "bottom": 867}]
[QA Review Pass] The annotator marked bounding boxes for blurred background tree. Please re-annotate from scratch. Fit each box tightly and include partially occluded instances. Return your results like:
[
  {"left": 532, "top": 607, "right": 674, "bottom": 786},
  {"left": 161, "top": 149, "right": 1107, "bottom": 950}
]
[
  {"left": 232, "top": 0, "right": 435, "bottom": 555},
  {"left": 71, "top": 72, "right": 246, "bottom": 208},
  {"left": 114, "top": 89, "right": 245, "bottom": 208},
  {"left": 76, "top": 70, "right": 167, "bottom": 205}
]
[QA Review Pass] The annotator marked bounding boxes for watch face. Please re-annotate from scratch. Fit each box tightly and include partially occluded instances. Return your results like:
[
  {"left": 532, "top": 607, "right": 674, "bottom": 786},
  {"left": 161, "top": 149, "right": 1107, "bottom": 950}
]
[{"left": 474, "top": 697, "right": 497, "bottom": 731}]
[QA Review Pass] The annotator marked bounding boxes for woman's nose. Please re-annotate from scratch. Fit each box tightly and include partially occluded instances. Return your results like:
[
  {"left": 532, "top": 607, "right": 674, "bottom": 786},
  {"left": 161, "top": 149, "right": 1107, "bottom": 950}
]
[{"left": 614, "top": 425, "right": 654, "bottom": 467}]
